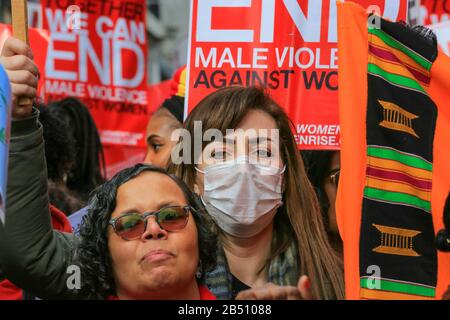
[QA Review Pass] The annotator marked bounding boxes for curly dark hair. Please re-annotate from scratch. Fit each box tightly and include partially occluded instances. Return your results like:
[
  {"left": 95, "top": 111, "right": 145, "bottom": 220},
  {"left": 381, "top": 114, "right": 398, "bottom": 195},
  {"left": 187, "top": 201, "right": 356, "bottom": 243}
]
[{"left": 76, "top": 164, "right": 217, "bottom": 299}]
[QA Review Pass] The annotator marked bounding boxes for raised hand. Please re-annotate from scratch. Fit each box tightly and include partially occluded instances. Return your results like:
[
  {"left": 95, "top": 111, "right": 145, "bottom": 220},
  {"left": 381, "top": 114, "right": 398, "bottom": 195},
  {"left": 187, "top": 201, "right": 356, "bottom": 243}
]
[{"left": 0, "top": 37, "right": 39, "bottom": 119}]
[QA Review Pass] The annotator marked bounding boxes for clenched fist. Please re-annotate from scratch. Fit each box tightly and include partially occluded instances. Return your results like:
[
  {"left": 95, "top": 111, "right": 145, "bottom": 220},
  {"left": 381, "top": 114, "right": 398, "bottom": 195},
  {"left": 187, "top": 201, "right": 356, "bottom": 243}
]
[{"left": 0, "top": 37, "right": 39, "bottom": 119}]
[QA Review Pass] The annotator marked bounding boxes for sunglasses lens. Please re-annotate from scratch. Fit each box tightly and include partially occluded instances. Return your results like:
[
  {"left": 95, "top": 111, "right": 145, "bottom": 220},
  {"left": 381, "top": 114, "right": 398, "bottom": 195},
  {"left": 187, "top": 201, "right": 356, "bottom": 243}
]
[
  {"left": 158, "top": 207, "right": 189, "bottom": 231},
  {"left": 115, "top": 214, "right": 145, "bottom": 239}
]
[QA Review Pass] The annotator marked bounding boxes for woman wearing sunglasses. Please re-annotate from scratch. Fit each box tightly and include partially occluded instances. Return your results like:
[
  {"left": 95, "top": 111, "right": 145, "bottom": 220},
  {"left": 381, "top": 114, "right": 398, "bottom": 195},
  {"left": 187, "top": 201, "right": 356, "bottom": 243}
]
[
  {"left": 0, "top": 38, "right": 217, "bottom": 299},
  {"left": 172, "top": 86, "right": 344, "bottom": 300},
  {"left": 2, "top": 152, "right": 217, "bottom": 299},
  {"left": 2, "top": 153, "right": 217, "bottom": 299},
  {"left": 76, "top": 164, "right": 217, "bottom": 299}
]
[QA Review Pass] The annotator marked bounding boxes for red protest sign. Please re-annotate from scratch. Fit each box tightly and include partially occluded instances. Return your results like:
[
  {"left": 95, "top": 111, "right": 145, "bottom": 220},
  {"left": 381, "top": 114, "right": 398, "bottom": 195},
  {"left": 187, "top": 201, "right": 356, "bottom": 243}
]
[
  {"left": 0, "top": 23, "right": 147, "bottom": 177},
  {"left": 420, "top": 0, "right": 450, "bottom": 25},
  {"left": 429, "top": 20, "right": 450, "bottom": 56},
  {"left": 40, "top": 0, "right": 149, "bottom": 148},
  {"left": 186, "top": 0, "right": 408, "bottom": 150}
]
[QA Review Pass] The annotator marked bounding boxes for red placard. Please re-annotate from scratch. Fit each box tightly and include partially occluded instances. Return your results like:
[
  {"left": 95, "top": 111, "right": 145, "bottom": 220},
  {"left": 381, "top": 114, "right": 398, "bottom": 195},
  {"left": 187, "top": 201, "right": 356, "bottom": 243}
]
[
  {"left": 1, "top": 21, "right": 171, "bottom": 178},
  {"left": 420, "top": 0, "right": 450, "bottom": 25},
  {"left": 1, "top": 1, "right": 151, "bottom": 177},
  {"left": 40, "top": 0, "right": 149, "bottom": 149},
  {"left": 429, "top": 20, "right": 450, "bottom": 56},
  {"left": 186, "top": 0, "right": 408, "bottom": 150}
]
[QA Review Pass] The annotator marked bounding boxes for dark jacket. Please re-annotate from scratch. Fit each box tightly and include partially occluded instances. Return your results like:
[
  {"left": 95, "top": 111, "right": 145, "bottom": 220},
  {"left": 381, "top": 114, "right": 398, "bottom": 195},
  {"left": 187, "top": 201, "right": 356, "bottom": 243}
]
[
  {"left": 0, "top": 110, "right": 79, "bottom": 299},
  {"left": 0, "top": 205, "right": 73, "bottom": 300}
]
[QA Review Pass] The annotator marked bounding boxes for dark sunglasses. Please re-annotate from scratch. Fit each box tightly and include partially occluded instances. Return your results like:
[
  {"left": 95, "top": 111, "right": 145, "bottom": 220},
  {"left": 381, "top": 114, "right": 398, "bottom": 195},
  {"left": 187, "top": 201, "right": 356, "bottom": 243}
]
[
  {"left": 328, "top": 169, "right": 340, "bottom": 188},
  {"left": 109, "top": 206, "right": 192, "bottom": 240}
]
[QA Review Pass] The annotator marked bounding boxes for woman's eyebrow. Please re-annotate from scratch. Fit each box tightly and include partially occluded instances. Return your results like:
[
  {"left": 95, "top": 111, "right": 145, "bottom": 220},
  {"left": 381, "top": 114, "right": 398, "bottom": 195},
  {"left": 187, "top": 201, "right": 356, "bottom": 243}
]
[
  {"left": 156, "top": 201, "right": 181, "bottom": 209},
  {"left": 118, "top": 208, "right": 141, "bottom": 215},
  {"left": 146, "top": 134, "right": 160, "bottom": 144},
  {"left": 118, "top": 201, "right": 180, "bottom": 215},
  {"left": 223, "top": 136, "right": 235, "bottom": 145},
  {"left": 250, "top": 136, "right": 272, "bottom": 143}
]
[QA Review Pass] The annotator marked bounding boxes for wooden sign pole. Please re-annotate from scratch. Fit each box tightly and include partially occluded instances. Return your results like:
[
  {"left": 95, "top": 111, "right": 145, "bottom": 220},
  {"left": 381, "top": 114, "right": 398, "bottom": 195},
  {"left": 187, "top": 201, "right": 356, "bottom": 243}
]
[{"left": 11, "top": 0, "right": 32, "bottom": 106}]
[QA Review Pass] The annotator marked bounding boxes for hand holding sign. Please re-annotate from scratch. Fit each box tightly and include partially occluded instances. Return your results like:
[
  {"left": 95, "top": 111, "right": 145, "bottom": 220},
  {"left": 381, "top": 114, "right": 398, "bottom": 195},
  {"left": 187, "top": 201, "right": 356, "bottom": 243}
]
[
  {"left": 0, "top": 37, "right": 38, "bottom": 119},
  {"left": 11, "top": 0, "right": 33, "bottom": 108}
]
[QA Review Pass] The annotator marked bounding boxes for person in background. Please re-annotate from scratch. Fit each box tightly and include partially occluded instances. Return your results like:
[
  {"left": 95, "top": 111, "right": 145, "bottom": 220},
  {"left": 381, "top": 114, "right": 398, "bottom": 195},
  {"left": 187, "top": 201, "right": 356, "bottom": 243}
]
[
  {"left": 144, "top": 95, "right": 184, "bottom": 168},
  {"left": 38, "top": 98, "right": 106, "bottom": 233},
  {"left": 173, "top": 86, "right": 344, "bottom": 300},
  {"left": 37, "top": 104, "right": 83, "bottom": 214},
  {"left": 46, "top": 98, "right": 106, "bottom": 202},
  {"left": 436, "top": 195, "right": 450, "bottom": 253},
  {"left": 48, "top": 98, "right": 106, "bottom": 231},
  {"left": 301, "top": 151, "right": 343, "bottom": 256},
  {"left": 436, "top": 194, "right": 450, "bottom": 299},
  {"left": 144, "top": 66, "right": 186, "bottom": 167}
]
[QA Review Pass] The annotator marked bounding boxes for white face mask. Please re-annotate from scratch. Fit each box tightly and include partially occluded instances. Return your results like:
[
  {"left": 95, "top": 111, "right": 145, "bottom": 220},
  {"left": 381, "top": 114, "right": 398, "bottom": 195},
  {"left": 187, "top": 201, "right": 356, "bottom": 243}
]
[{"left": 196, "top": 156, "right": 285, "bottom": 238}]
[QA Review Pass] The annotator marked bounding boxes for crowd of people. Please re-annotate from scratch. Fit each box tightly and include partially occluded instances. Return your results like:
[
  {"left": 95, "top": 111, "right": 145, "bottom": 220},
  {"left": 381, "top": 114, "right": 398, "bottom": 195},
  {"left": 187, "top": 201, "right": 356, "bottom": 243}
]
[{"left": 0, "top": 30, "right": 448, "bottom": 300}]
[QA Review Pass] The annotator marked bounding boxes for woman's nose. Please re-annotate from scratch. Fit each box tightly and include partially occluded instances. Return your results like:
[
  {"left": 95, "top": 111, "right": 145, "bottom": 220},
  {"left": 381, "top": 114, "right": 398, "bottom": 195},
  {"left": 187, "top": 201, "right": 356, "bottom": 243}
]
[
  {"left": 143, "top": 152, "right": 153, "bottom": 165},
  {"left": 141, "top": 216, "right": 168, "bottom": 241}
]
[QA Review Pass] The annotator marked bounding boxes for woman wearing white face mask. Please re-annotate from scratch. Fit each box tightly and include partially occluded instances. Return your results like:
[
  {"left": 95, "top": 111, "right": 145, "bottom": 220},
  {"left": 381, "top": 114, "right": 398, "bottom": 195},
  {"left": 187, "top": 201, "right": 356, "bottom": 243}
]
[
  {"left": 195, "top": 155, "right": 285, "bottom": 239},
  {"left": 172, "top": 86, "right": 344, "bottom": 300}
]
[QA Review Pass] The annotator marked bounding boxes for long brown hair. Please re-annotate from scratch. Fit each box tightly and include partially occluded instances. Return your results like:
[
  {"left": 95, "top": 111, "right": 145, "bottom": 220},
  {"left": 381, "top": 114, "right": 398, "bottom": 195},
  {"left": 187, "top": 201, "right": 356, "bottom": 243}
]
[{"left": 171, "top": 86, "right": 344, "bottom": 299}]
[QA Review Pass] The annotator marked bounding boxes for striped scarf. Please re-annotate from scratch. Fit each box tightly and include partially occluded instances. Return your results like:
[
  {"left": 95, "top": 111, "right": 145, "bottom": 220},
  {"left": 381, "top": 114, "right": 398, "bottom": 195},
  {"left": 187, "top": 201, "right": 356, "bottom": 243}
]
[
  {"left": 337, "top": 1, "right": 450, "bottom": 299},
  {"left": 204, "top": 234, "right": 299, "bottom": 300}
]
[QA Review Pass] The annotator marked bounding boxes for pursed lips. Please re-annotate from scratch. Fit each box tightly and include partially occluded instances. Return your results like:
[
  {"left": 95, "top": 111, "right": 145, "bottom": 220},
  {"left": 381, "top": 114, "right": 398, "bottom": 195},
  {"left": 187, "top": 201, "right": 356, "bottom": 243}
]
[{"left": 141, "top": 249, "right": 175, "bottom": 263}]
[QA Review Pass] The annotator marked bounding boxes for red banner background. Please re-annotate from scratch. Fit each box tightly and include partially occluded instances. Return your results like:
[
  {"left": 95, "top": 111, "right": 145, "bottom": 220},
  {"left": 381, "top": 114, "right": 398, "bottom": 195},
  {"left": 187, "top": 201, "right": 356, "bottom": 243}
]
[{"left": 186, "top": 0, "right": 408, "bottom": 150}]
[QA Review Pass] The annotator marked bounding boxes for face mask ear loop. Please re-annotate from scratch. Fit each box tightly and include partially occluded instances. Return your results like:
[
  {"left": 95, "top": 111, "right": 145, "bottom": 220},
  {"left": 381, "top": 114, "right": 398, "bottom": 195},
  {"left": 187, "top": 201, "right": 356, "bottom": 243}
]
[
  {"left": 280, "top": 165, "right": 287, "bottom": 193},
  {"left": 194, "top": 166, "right": 206, "bottom": 174}
]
